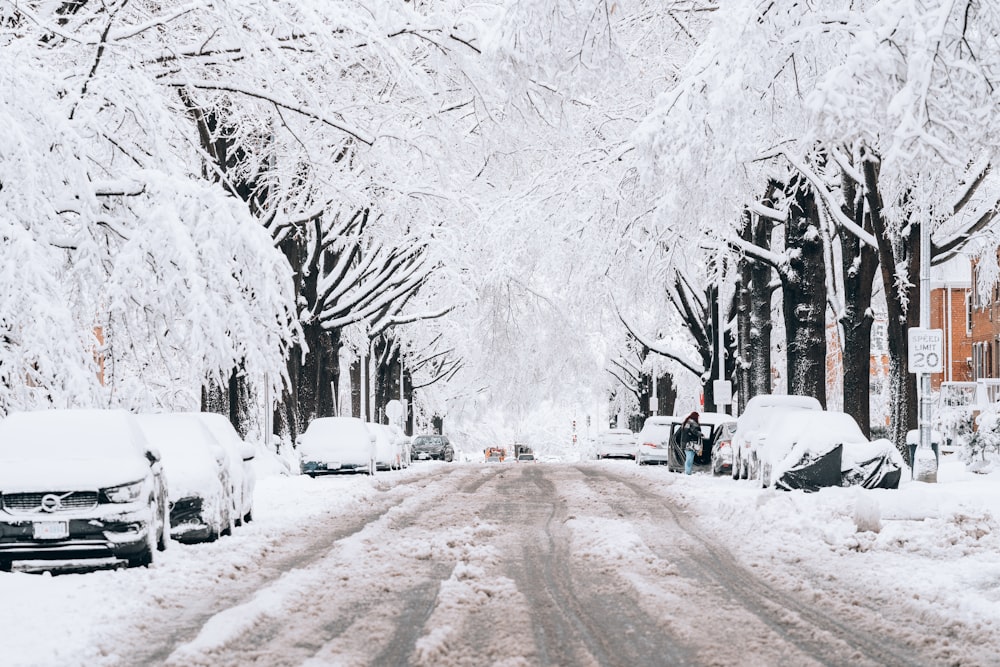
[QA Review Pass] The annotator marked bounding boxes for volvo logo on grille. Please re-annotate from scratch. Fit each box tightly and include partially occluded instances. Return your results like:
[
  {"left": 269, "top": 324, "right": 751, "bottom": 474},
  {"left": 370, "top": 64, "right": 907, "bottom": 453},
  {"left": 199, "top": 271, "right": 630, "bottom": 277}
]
[{"left": 40, "top": 494, "right": 63, "bottom": 512}]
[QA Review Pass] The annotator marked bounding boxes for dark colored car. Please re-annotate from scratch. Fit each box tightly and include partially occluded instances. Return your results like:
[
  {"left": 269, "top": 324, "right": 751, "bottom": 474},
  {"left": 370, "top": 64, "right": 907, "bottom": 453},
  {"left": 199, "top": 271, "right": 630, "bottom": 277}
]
[
  {"left": 0, "top": 409, "right": 169, "bottom": 571},
  {"left": 411, "top": 435, "right": 454, "bottom": 462}
]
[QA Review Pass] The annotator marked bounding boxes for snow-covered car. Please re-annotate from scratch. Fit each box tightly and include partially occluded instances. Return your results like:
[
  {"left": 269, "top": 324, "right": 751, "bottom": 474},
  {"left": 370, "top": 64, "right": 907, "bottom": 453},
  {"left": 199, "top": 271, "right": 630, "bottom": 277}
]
[
  {"left": 756, "top": 409, "right": 903, "bottom": 491},
  {"left": 0, "top": 409, "right": 169, "bottom": 571},
  {"left": 411, "top": 434, "right": 455, "bottom": 462},
  {"left": 595, "top": 428, "right": 636, "bottom": 459},
  {"left": 186, "top": 412, "right": 256, "bottom": 525},
  {"left": 699, "top": 413, "right": 737, "bottom": 475},
  {"left": 371, "top": 423, "right": 404, "bottom": 471},
  {"left": 635, "top": 416, "right": 681, "bottom": 466},
  {"left": 135, "top": 413, "right": 235, "bottom": 543},
  {"left": 733, "top": 394, "right": 822, "bottom": 480},
  {"left": 298, "top": 417, "right": 376, "bottom": 476}
]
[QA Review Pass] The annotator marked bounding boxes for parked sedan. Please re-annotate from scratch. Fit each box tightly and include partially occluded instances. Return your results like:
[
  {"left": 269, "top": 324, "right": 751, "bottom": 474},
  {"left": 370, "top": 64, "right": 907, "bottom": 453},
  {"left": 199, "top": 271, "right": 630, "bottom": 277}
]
[
  {"left": 135, "top": 413, "right": 234, "bottom": 543},
  {"left": 298, "top": 417, "right": 376, "bottom": 476},
  {"left": 595, "top": 429, "right": 636, "bottom": 460},
  {"left": 411, "top": 434, "right": 455, "bottom": 462},
  {"left": 635, "top": 416, "right": 679, "bottom": 465},
  {"left": 708, "top": 422, "right": 737, "bottom": 475},
  {"left": 186, "top": 412, "right": 256, "bottom": 525},
  {"left": 0, "top": 409, "right": 168, "bottom": 571}
]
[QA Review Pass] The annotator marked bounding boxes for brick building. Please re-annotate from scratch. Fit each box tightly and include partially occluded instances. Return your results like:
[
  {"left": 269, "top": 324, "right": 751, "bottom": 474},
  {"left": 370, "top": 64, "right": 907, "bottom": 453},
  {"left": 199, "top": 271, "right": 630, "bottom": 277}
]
[
  {"left": 970, "top": 256, "right": 1000, "bottom": 381},
  {"left": 931, "top": 259, "right": 973, "bottom": 389},
  {"left": 825, "top": 256, "right": 972, "bottom": 407}
]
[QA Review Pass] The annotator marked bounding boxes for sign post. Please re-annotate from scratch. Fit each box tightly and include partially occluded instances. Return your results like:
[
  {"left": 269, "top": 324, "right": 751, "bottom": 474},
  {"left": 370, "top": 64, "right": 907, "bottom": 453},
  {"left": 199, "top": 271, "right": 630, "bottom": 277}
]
[{"left": 910, "top": 218, "right": 940, "bottom": 483}]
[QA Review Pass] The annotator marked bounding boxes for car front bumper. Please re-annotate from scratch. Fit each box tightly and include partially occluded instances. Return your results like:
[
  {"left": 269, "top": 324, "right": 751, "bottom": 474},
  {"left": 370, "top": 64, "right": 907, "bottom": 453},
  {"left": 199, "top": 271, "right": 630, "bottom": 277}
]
[
  {"left": 412, "top": 449, "right": 448, "bottom": 460},
  {"left": 0, "top": 504, "right": 153, "bottom": 563},
  {"left": 598, "top": 446, "right": 636, "bottom": 459},
  {"left": 301, "top": 460, "right": 370, "bottom": 474}
]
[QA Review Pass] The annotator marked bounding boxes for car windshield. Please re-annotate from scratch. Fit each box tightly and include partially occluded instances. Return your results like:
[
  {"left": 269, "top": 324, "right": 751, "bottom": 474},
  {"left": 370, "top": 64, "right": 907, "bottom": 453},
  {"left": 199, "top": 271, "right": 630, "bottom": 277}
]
[{"left": 414, "top": 436, "right": 445, "bottom": 446}]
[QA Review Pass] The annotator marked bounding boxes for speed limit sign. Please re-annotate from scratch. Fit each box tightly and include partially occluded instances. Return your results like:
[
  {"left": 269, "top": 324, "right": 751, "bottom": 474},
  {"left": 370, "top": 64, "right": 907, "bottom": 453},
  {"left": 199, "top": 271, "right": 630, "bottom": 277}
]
[{"left": 908, "top": 328, "right": 943, "bottom": 374}]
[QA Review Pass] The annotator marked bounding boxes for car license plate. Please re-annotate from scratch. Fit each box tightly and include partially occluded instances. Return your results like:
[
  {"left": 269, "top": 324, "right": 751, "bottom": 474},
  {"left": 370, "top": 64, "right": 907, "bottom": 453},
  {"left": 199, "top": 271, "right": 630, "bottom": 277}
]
[
  {"left": 33, "top": 521, "right": 69, "bottom": 540},
  {"left": 326, "top": 462, "right": 341, "bottom": 470}
]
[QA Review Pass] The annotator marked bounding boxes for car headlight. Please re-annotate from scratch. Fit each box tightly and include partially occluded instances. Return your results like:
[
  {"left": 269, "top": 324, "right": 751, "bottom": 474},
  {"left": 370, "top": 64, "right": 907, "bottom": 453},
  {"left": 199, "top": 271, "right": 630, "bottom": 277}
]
[{"left": 103, "top": 480, "right": 144, "bottom": 503}]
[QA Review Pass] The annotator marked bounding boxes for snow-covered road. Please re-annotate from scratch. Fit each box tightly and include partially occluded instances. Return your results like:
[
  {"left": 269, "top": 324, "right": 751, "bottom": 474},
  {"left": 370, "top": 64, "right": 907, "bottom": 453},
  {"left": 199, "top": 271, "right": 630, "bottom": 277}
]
[{"left": 2, "top": 459, "right": 998, "bottom": 666}]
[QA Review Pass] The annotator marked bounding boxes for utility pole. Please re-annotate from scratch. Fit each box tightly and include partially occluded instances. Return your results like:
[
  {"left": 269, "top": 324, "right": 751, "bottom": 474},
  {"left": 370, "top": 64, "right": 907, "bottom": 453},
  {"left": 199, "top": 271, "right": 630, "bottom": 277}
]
[
  {"left": 912, "top": 220, "right": 939, "bottom": 482},
  {"left": 713, "top": 252, "right": 733, "bottom": 415}
]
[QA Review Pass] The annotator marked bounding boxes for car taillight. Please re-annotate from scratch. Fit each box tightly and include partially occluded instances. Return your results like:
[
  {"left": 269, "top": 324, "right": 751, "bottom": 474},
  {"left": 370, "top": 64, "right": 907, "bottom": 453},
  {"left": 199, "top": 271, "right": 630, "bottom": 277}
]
[
  {"left": 720, "top": 440, "right": 731, "bottom": 448},
  {"left": 642, "top": 442, "right": 657, "bottom": 448}
]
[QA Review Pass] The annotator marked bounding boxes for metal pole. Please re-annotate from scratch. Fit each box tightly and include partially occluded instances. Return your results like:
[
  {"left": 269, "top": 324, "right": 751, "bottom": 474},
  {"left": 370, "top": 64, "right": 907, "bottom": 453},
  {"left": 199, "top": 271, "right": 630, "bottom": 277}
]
[
  {"left": 717, "top": 251, "right": 728, "bottom": 415},
  {"left": 264, "top": 373, "right": 270, "bottom": 451},
  {"left": 915, "top": 219, "right": 938, "bottom": 482},
  {"left": 718, "top": 276, "right": 725, "bottom": 410}
]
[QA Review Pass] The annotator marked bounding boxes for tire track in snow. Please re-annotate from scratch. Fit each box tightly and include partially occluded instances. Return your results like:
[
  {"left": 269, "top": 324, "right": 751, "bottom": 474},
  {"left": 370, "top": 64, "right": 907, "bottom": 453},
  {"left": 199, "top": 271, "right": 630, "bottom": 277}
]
[
  {"left": 483, "top": 465, "right": 694, "bottom": 666},
  {"left": 113, "top": 466, "right": 461, "bottom": 666},
  {"left": 576, "top": 466, "right": 929, "bottom": 667}
]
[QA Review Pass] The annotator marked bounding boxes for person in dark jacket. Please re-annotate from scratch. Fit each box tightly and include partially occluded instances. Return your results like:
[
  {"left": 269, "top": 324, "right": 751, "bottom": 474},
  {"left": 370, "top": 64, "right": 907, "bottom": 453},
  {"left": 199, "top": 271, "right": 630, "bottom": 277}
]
[{"left": 680, "top": 411, "right": 703, "bottom": 475}]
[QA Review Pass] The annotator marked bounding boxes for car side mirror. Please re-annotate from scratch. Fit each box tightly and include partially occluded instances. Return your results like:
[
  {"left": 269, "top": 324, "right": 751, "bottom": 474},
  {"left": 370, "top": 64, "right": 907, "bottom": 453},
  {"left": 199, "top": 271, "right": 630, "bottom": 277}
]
[
  {"left": 241, "top": 443, "right": 256, "bottom": 461},
  {"left": 145, "top": 447, "right": 161, "bottom": 465}
]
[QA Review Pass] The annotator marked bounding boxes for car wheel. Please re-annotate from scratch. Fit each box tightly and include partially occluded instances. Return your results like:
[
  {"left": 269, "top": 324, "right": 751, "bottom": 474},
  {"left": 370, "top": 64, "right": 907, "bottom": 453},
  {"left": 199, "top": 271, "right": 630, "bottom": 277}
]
[
  {"left": 0, "top": 559, "right": 12, "bottom": 572},
  {"left": 156, "top": 516, "right": 168, "bottom": 552},
  {"left": 732, "top": 452, "right": 740, "bottom": 480},
  {"left": 243, "top": 508, "right": 253, "bottom": 524},
  {"left": 129, "top": 512, "right": 157, "bottom": 568}
]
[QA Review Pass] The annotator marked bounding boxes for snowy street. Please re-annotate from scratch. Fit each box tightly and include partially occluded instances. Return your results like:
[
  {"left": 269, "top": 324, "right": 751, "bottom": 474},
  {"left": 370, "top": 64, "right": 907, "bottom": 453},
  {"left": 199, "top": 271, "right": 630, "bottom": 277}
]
[{"left": 3, "top": 460, "right": 997, "bottom": 667}]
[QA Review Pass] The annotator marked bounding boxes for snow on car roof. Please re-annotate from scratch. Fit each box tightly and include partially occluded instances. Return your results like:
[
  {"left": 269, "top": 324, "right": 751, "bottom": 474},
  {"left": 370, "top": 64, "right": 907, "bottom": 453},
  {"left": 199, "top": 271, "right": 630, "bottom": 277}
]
[
  {"left": 744, "top": 394, "right": 822, "bottom": 411},
  {"left": 135, "top": 413, "right": 222, "bottom": 499},
  {"left": 697, "top": 412, "right": 738, "bottom": 426},
  {"left": 304, "top": 417, "right": 370, "bottom": 440},
  {"left": 762, "top": 409, "right": 868, "bottom": 449}
]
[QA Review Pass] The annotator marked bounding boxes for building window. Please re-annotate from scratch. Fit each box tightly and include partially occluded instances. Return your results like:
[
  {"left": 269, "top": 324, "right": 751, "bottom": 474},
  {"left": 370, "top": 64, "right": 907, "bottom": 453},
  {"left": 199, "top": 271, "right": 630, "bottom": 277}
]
[{"left": 973, "top": 265, "right": 980, "bottom": 308}]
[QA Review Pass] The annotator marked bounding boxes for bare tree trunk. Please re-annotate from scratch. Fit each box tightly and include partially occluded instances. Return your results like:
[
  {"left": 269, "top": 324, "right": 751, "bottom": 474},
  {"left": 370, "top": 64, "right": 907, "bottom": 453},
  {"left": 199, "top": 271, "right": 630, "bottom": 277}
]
[
  {"left": 656, "top": 374, "right": 676, "bottom": 416},
  {"left": 839, "top": 170, "right": 879, "bottom": 437},
  {"left": 782, "top": 177, "right": 827, "bottom": 407},
  {"left": 864, "top": 151, "right": 918, "bottom": 454}
]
